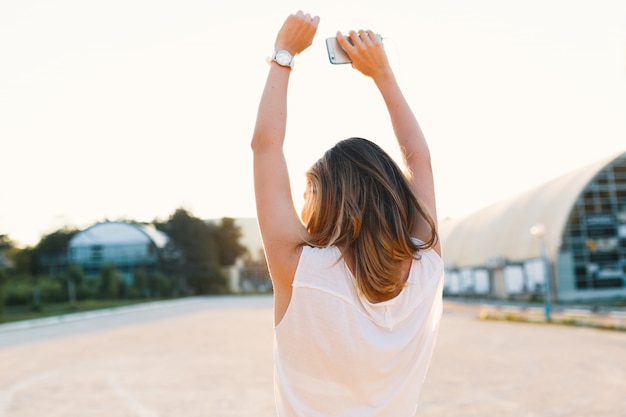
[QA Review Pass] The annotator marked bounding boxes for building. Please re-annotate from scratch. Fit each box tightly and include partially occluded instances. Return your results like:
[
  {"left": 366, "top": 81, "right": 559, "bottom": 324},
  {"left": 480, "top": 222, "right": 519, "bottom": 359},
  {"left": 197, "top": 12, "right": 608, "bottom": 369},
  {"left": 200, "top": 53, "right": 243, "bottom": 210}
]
[
  {"left": 440, "top": 150, "right": 626, "bottom": 304},
  {"left": 226, "top": 217, "right": 270, "bottom": 292},
  {"left": 0, "top": 250, "right": 12, "bottom": 271},
  {"left": 67, "top": 221, "right": 170, "bottom": 283},
  {"left": 229, "top": 217, "right": 264, "bottom": 260}
]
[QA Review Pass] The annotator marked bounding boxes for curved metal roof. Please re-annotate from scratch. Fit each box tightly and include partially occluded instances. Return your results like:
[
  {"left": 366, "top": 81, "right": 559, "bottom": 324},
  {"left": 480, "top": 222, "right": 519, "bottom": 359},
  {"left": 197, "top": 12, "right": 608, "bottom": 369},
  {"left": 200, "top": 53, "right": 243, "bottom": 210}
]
[
  {"left": 439, "top": 151, "right": 626, "bottom": 268},
  {"left": 69, "top": 221, "right": 169, "bottom": 248}
]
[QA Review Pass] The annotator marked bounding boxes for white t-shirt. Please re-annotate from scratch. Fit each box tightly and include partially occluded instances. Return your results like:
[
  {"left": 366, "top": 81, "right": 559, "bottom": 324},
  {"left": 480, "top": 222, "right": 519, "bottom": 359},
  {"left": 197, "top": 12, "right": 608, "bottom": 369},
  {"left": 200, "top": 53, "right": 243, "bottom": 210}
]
[{"left": 274, "top": 240, "right": 444, "bottom": 417}]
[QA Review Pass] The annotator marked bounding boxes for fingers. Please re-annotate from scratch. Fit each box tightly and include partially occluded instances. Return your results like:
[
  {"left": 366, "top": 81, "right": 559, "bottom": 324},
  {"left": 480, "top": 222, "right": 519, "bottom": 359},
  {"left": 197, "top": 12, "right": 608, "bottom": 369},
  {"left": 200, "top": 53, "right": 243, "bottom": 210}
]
[
  {"left": 337, "top": 29, "right": 379, "bottom": 53},
  {"left": 292, "top": 10, "right": 320, "bottom": 34},
  {"left": 276, "top": 11, "right": 319, "bottom": 54},
  {"left": 353, "top": 29, "right": 378, "bottom": 45},
  {"left": 336, "top": 31, "right": 352, "bottom": 50},
  {"left": 337, "top": 29, "right": 387, "bottom": 78},
  {"left": 293, "top": 10, "right": 319, "bottom": 26},
  {"left": 284, "top": 11, "right": 319, "bottom": 32}
]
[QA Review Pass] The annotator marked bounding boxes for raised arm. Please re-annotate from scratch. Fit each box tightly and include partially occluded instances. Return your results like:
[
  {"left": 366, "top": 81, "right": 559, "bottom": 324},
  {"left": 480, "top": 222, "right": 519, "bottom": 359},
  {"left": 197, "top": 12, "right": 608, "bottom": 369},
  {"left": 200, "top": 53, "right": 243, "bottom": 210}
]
[
  {"left": 251, "top": 11, "right": 319, "bottom": 321},
  {"left": 337, "top": 30, "right": 441, "bottom": 255}
]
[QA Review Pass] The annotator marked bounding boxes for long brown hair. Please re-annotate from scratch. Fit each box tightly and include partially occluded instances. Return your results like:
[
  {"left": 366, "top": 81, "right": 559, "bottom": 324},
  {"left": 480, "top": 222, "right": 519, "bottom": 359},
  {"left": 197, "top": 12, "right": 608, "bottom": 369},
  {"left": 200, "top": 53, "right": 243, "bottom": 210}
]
[{"left": 301, "top": 137, "right": 438, "bottom": 302}]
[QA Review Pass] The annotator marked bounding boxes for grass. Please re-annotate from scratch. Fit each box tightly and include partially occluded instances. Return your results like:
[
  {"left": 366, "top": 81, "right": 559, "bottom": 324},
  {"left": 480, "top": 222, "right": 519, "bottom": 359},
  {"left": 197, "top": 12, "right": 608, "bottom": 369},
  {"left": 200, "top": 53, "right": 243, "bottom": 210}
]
[
  {"left": 0, "top": 299, "right": 164, "bottom": 324},
  {"left": 478, "top": 308, "right": 626, "bottom": 332}
]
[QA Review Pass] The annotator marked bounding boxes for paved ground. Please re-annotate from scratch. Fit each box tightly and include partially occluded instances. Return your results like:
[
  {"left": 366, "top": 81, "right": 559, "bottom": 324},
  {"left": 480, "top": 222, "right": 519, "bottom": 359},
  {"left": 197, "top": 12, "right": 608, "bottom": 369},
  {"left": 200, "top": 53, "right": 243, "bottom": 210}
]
[
  {"left": 0, "top": 295, "right": 625, "bottom": 417},
  {"left": 419, "top": 303, "right": 626, "bottom": 417}
]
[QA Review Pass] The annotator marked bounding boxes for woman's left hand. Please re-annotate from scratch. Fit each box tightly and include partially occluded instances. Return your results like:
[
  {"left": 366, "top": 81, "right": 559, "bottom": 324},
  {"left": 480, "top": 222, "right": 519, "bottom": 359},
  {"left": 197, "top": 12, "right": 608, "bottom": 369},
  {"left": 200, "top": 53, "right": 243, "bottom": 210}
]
[{"left": 275, "top": 10, "right": 320, "bottom": 56}]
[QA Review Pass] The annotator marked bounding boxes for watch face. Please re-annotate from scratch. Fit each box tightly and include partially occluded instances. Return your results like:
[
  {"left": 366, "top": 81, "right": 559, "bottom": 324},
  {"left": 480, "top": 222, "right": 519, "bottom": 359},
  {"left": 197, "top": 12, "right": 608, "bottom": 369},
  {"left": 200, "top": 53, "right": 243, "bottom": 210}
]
[{"left": 275, "top": 50, "right": 292, "bottom": 66}]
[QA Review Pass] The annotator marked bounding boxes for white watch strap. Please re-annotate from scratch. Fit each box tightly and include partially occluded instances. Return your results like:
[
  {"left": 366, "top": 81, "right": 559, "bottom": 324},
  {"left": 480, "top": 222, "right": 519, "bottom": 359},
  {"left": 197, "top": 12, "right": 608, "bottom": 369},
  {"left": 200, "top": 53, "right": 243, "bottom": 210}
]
[{"left": 269, "top": 50, "right": 294, "bottom": 68}]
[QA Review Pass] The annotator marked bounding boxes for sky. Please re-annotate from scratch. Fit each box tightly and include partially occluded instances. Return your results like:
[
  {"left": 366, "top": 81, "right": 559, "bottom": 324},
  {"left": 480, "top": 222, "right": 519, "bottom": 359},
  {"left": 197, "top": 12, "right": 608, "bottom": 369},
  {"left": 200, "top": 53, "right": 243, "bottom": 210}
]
[{"left": 2, "top": 0, "right": 625, "bottom": 247}]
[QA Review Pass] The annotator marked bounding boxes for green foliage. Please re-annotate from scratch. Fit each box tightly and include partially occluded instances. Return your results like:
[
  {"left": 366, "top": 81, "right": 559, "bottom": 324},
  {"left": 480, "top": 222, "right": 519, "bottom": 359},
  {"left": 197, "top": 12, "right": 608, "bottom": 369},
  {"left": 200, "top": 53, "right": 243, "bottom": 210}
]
[
  {"left": 1, "top": 299, "right": 169, "bottom": 324},
  {"left": 4, "top": 275, "right": 32, "bottom": 306},
  {"left": 77, "top": 278, "right": 100, "bottom": 300},
  {"left": 65, "top": 263, "right": 84, "bottom": 286},
  {"left": 35, "top": 228, "right": 78, "bottom": 276},
  {"left": 147, "top": 272, "right": 172, "bottom": 297},
  {"left": 11, "top": 247, "right": 35, "bottom": 276},
  {"left": 131, "top": 268, "right": 177, "bottom": 298},
  {"left": 1, "top": 208, "right": 248, "bottom": 315},
  {"left": 0, "top": 235, "right": 13, "bottom": 251},
  {"left": 213, "top": 217, "right": 248, "bottom": 266},
  {"left": 36, "top": 228, "right": 77, "bottom": 256},
  {"left": 156, "top": 208, "right": 228, "bottom": 294},
  {"left": 99, "top": 264, "right": 123, "bottom": 299},
  {"left": 3, "top": 275, "right": 67, "bottom": 306},
  {"left": 132, "top": 268, "right": 148, "bottom": 298},
  {"left": 0, "top": 268, "right": 8, "bottom": 317},
  {"left": 0, "top": 268, "right": 8, "bottom": 287},
  {"left": 37, "top": 277, "right": 66, "bottom": 303},
  {"left": 63, "top": 263, "right": 83, "bottom": 306}
]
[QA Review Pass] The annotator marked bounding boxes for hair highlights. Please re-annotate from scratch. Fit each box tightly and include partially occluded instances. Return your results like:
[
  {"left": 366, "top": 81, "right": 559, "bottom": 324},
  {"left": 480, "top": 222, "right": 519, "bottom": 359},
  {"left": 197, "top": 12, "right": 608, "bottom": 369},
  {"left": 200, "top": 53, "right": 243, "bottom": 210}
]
[{"left": 301, "top": 138, "right": 438, "bottom": 302}]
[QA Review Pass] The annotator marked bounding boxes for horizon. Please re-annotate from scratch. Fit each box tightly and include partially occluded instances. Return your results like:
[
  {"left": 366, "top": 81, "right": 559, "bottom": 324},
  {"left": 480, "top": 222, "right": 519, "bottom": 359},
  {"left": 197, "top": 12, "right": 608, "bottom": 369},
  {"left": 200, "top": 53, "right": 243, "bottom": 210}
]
[{"left": 5, "top": 145, "right": 625, "bottom": 250}]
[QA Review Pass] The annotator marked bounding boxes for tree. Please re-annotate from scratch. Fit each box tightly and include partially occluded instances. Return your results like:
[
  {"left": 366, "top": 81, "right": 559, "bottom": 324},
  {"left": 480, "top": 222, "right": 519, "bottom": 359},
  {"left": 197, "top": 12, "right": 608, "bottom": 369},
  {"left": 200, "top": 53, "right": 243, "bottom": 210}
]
[
  {"left": 35, "top": 228, "right": 78, "bottom": 276},
  {"left": 99, "top": 264, "right": 122, "bottom": 299},
  {"left": 64, "top": 264, "right": 83, "bottom": 306},
  {"left": 4, "top": 247, "right": 37, "bottom": 308},
  {"left": 212, "top": 217, "right": 247, "bottom": 266},
  {"left": 0, "top": 235, "right": 12, "bottom": 251},
  {"left": 0, "top": 268, "right": 8, "bottom": 319},
  {"left": 36, "top": 228, "right": 77, "bottom": 254},
  {"left": 0, "top": 235, "right": 12, "bottom": 317},
  {"left": 11, "top": 247, "right": 34, "bottom": 277},
  {"left": 147, "top": 272, "right": 169, "bottom": 298},
  {"left": 156, "top": 208, "right": 227, "bottom": 294},
  {"left": 132, "top": 268, "right": 148, "bottom": 298},
  {"left": 0, "top": 235, "right": 15, "bottom": 272}
]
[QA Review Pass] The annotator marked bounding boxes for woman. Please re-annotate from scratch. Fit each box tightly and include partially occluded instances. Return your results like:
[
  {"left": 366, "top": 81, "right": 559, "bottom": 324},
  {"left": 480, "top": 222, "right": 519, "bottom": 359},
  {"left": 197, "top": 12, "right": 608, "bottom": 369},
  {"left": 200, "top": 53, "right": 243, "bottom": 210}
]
[{"left": 251, "top": 10, "right": 444, "bottom": 417}]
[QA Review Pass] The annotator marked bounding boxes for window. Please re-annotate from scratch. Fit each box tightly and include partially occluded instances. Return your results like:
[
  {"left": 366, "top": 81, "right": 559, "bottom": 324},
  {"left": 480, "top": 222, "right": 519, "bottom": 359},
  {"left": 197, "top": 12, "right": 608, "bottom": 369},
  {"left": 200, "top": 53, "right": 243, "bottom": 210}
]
[
  {"left": 565, "top": 159, "right": 626, "bottom": 291},
  {"left": 91, "top": 245, "right": 103, "bottom": 262}
]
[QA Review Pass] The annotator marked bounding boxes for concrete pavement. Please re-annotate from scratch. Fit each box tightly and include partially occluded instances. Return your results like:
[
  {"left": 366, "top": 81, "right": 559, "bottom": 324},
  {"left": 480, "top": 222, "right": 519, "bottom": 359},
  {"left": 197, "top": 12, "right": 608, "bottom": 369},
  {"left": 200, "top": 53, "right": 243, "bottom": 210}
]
[
  {"left": 419, "top": 302, "right": 626, "bottom": 416},
  {"left": 1, "top": 295, "right": 625, "bottom": 416}
]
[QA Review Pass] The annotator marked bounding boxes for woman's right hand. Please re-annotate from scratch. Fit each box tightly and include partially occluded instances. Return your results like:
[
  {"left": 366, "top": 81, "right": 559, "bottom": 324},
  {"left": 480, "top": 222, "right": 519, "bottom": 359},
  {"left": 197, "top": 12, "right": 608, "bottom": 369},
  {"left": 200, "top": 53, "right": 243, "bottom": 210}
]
[
  {"left": 275, "top": 10, "right": 319, "bottom": 57},
  {"left": 336, "top": 30, "right": 392, "bottom": 81}
]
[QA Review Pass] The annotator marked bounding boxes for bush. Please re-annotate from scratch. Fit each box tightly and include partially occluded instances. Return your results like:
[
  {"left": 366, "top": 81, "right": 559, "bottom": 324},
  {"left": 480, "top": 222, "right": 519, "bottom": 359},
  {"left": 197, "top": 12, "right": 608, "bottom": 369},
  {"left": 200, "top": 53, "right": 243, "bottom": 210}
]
[
  {"left": 131, "top": 268, "right": 148, "bottom": 298},
  {"left": 77, "top": 278, "right": 100, "bottom": 300},
  {"left": 2, "top": 275, "right": 67, "bottom": 306},
  {"left": 99, "top": 264, "right": 123, "bottom": 299},
  {"left": 148, "top": 272, "right": 172, "bottom": 298},
  {"left": 38, "top": 276, "right": 66, "bottom": 303},
  {"left": 1, "top": 264, "right": 183, "bottom": 311},
  {"left": 4, "top": 275, "right": 33, "bottom": 306},
  {"left": 0, "top": 269, "right": 7, "bottom": 316}
]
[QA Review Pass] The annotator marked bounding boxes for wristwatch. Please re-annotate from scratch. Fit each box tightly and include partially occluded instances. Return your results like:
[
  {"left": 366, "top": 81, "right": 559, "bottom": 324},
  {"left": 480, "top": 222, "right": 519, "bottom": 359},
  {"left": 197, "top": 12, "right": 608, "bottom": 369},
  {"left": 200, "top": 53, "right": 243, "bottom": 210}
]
[{"left": 270, "top": 50, "right": 294, "bottom": 68}]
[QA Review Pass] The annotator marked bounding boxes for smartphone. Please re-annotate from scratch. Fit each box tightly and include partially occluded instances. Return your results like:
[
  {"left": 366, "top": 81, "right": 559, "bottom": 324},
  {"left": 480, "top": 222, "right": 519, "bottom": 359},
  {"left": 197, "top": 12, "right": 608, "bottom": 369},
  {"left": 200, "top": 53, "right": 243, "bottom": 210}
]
[{"left": 326, "top": 34, "right": 383, "bottom": 65}]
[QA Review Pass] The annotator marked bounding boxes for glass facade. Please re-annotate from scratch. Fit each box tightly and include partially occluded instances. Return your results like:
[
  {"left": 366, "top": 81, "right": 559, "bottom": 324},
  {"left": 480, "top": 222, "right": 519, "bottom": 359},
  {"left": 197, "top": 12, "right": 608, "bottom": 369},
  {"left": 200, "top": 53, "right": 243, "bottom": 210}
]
[{"left": 561, "top": 155, "right": 626, "bottom": 290}]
